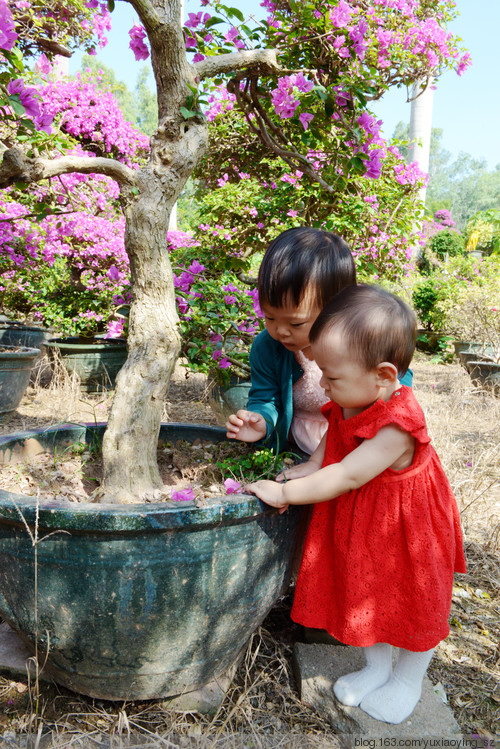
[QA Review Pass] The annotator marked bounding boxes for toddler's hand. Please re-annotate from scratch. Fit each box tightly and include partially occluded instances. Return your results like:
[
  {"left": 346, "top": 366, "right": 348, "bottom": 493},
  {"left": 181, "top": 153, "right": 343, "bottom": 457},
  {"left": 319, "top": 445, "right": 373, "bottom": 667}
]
[
  {"left": 245, "top": 480, "right": 289, "bottom": 514},
  {"left": 225, "top": 410, "right": 267, "bottom": 442},
  {"left": 276, "top": 460, "right": 320, "bottom": 482}
]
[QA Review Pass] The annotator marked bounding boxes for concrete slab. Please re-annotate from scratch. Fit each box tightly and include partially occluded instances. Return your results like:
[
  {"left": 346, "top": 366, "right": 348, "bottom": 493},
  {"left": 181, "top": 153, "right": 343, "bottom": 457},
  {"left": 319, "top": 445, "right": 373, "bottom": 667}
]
[
  {"left": 293, "top": 643, "right": 462, "bottom": 738},
  {"left": 0, "top": 622, "right": 40, "bottom": 681}
]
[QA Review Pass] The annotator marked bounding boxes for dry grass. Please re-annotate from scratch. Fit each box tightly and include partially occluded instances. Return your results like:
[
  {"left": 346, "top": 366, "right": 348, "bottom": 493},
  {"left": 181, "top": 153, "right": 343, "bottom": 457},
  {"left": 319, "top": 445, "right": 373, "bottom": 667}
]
[{"left": 0, "top": 353, "right": 498, "bottom": 744}]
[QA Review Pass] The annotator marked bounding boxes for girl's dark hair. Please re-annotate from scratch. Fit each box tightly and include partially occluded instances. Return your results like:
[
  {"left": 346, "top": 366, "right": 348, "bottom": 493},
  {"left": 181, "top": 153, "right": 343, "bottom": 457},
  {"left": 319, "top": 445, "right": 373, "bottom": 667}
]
[
  {"left": 309, "top": 285, "right": 417, "bottom": 374},
  {"left": 258, "top": 228, "right": 356, "bottom": 309}
]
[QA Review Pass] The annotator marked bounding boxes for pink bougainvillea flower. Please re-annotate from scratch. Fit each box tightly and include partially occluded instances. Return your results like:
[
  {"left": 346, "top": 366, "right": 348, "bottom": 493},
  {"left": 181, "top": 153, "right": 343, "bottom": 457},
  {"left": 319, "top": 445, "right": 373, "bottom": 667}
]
[
  {"left": 172, "top": 486, "right": 195, "bottom": 502},
  {"left": 188, "top": 259, "right": 206, "bottom": 275},
  {"left": 129, "top": 23, "right": 149, "bottom": 61},
  {"left": 224, "top": 478, "right": 242, "bottom": 495},
  {"left": 35, "top": 53, "right": 52, "bottom": 76},
  {"left": 0, "top": 0, "right": 18, "bottom": 51},
  {"left": 107, "top": 264, "right": 120, "bottom": 281},
  {"left": 7, "top": 79, "right": 40, "bottom": 119},
  {"left": 299, "top": 112, "right": 314, "bottom": 130}
]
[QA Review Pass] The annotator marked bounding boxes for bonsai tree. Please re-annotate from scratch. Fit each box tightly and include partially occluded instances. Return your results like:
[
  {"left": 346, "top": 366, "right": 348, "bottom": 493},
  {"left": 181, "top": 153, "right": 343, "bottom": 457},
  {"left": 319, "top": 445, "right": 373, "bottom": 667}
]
[{"left": 0, "top": 0, "right": 469, "bottom": 502}]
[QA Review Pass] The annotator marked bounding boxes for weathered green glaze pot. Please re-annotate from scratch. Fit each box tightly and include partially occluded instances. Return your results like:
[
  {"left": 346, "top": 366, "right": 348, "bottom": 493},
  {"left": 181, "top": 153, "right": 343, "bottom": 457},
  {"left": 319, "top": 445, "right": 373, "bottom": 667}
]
[
  {"left": 0, "top": 423, "right": 303, "bottom": 701},
  {"left": 208, "top": 374, "right": 252, "bottom": 422},
  {"left": 0, "top": 345, "right": 40, "bottom": 417},
  {"left": 46, "top": 338, "right": 128, "bottom": 392},
  {"left": 0, "top": 323, "right": 50, "bottom": 350},
  {"left": 458, "top": 349, "right": 495, "bottom": 369},
  {"left": 466, "top": 360, "right": 500, "bottom": 393}
]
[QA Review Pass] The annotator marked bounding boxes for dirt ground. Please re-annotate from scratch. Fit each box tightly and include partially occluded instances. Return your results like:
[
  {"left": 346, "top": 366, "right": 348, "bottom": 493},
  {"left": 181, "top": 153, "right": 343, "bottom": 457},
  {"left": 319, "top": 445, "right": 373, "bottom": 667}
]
[{"left": 0, "top": 352, "right": 498, "bottom": 745}]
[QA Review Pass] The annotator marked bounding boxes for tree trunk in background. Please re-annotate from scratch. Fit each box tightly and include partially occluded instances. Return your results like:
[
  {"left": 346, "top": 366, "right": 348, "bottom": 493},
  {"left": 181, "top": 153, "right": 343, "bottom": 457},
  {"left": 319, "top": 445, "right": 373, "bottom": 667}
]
[{"left": 408, "top": 78, "right": 434, "bottom": 206}]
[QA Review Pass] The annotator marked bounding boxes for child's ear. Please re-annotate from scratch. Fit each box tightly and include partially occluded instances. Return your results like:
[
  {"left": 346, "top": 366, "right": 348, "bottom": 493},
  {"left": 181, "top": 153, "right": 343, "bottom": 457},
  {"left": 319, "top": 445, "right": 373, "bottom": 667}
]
[{"left": 375, "top": 362, "right": 399, "bottom": 386}]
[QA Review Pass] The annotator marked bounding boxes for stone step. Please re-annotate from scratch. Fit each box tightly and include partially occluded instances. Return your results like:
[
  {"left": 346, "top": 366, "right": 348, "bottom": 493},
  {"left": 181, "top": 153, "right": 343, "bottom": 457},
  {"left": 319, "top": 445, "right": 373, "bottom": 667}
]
[{"left": 293, "top": 643, "right": 462, "bottom": 739}]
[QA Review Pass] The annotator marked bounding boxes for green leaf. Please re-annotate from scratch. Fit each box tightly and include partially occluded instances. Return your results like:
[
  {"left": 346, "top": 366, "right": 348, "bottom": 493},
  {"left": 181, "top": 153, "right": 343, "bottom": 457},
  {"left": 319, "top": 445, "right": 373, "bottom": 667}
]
[
  {"left": 350, "top": 156, "right": 366, "bottom": 172},
  {"left": 205, "top": 16, "right": 225, "bottom": 28},
  {"left": 107, "top": 0, "right": 115, "bottom": 11},
  {"left": 324, "top": 95, "right": 335, "bottom": 120},
  {"left": 180, "top": 107, "right": 198, "bottom": 119},
  {"left": 226, "top": 7, "right": 245, "bottom": 21},
  {"left": 7, "top": 97, "right": 25, "bottom": 116}
]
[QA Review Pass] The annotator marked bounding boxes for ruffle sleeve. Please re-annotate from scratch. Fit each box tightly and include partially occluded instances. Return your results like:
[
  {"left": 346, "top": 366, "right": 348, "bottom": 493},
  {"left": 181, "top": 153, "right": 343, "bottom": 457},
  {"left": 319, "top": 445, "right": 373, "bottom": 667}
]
[{"left": 353, "top": 387, "right": 431, "bottom": 445}]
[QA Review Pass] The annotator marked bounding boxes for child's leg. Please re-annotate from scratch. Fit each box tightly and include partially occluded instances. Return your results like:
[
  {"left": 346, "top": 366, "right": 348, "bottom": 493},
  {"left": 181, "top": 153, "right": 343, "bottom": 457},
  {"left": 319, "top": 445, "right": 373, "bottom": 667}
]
[
  {"left": 360, "top": 647, "right": 434, "bottom": 724},
  {"left": 333, "top": 643, "right": 392, "bottom": 707}
]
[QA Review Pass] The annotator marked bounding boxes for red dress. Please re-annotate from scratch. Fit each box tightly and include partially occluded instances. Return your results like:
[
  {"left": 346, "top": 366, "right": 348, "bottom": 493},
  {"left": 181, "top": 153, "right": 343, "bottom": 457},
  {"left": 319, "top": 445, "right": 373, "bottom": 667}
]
[{"left": 291, "top": 386, "right": 466, "bottom": 652}]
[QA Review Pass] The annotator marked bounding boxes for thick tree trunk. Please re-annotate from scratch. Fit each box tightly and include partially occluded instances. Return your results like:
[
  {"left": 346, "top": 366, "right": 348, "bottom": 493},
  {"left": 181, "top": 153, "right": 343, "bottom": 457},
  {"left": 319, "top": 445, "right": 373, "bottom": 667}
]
[
  {"left": 95, "top": 0, "right": 209, "bottom": 503},
  {"left": 97, "top": 172, "right": 180, "bottom": 502}
]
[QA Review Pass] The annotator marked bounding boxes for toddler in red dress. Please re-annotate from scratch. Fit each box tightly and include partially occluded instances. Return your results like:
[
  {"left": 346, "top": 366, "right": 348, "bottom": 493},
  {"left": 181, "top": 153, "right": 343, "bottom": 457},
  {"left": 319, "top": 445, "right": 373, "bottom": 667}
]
[{"left": 246, "top": 284, "right": 466, "bottom": 725}]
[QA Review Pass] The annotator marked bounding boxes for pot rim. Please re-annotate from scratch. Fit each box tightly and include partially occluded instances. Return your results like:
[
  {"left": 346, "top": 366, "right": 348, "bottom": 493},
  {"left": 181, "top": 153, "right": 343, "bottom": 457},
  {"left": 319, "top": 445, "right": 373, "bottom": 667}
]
[
  {"left": 46, "top": 338, "right": 127, "bottom": 350},
  {"left": 0, "top": 422, "right": 272, "bottom": 533},
  {"left": 0, "top": 344, "right": 41, "bottom": 358}
]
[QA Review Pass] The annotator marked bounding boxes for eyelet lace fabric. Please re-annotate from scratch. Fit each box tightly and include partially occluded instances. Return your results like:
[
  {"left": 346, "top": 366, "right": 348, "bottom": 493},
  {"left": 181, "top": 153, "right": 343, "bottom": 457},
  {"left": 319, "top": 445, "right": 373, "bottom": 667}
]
[
  {"left": 291, "top": 349, "right": 329, "bottom": 455},
  {"left": 291, "top": 385, "right": 467, "bottom": 652}
]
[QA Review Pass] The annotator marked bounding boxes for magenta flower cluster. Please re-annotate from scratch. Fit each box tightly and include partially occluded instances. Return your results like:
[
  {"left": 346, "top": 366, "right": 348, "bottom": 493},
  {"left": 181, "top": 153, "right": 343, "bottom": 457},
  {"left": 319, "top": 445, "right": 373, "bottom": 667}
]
[
  {"left": 0, "top": 0, "right": 17, "bottom": 51},
  {"left": 129, "top": 22, "right": 149, "bottom": 61},
  {"left": 41, "top": 72, "right": 150, "bottom": 167}
]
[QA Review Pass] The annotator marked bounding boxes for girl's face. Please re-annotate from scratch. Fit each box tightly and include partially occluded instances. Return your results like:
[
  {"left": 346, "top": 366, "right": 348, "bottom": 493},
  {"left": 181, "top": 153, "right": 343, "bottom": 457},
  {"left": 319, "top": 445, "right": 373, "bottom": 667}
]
[
  {"left": 311, "top": 328, "right": 384, "bottom": 413},
  {"left": 261, "top": 292, "right": 322, "bottom": 355}
]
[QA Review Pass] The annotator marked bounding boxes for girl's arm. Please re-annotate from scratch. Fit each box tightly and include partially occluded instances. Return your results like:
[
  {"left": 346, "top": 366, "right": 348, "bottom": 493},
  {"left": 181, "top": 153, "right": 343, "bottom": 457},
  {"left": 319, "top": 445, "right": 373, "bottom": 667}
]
[
  {"left": 275, "top": 432, "right": 327, "bottom": 481},
  {"left": 246, "top": 424, "right": 415, "bottom": 511}
]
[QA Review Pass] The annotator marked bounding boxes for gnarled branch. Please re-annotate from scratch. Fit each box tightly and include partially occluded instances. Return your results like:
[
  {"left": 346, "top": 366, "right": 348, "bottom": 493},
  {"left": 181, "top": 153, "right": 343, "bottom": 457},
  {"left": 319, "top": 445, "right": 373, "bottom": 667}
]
[
  {"left": 192, "top": 49, "right": 281, "bottom": 81},
  {"left": 0, "top": 148, "right": 137, "bottom": 189}
]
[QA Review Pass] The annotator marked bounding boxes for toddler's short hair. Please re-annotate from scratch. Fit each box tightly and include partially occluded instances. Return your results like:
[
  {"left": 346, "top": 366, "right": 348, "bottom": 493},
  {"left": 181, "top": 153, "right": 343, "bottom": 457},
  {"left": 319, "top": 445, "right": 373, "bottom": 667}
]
[
  {"left": 258, "top": 227, "right": 356, "bottom": 309},
  {"left": 309, "top": 285, "right": 417, "bottom": 374}
]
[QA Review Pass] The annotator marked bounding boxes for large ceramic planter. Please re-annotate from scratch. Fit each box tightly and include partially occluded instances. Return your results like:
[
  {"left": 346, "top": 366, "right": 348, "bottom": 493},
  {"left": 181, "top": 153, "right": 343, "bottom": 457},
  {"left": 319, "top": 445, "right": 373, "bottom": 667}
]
[
  {"left": 208, "top": 373, "right": 252, "bottom": 422},
  {"left": 46, "top": 337, "right": 128, "bottom": 392},
  {"left": 0, "top": 322, "right": 50, "bottom": 351},
  {"left": 453, "top": 341, "right": 484, "bottom": 358},
  {"left": 416, "top": 329, "right": 445, "bottom": 354},
  {"left": 458, "top": 349, "right": 495, "bottom": 369},
  {"left": 0, "top": 422, "right": 303, "bottom": 701},
  {"left": 0, "top": 345, "right": 40, "bottom": 418},
  {"left": 466, "top": 360, "right": 500, "bottom": 393}
]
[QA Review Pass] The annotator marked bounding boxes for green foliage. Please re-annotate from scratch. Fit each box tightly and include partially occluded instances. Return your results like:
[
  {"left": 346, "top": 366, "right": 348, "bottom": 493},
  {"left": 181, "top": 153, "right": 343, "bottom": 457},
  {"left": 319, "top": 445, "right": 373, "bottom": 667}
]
[
  {"left": 425, "top": 143, "right": 500, "bottom": 230},
  {"left": 428, "top": 229, "right": 465, "bottom": 259},
  {"left": 435, "top": 255, "right": 500, "bottom": 357},
  {"left": 0, "top": 252, "right": 117, "bottom": 337},
  {"left": 412, "top": 278, "right": 440, "bottom": 330},
  {"left": 135, "top": 66, "right": 158, "bottom": 137},
  {"left": 194, "top": 106, "right": 423, "bottom": 282},
  {"left": 466, "top": 209, "right": 500, "bottom": 254},
  {"left": 216, "top": 448, "right": 298, "bottom": 484}
]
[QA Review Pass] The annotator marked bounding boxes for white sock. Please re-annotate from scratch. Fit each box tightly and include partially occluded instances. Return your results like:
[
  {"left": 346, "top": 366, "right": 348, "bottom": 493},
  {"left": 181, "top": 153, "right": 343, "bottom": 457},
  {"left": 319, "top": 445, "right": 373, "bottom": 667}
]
[
  {"left": 333, "top": 643, "right": 392, "bottom": 707},
  {"left": 360, "top": 647, "right": 434, "bottom": 724}
]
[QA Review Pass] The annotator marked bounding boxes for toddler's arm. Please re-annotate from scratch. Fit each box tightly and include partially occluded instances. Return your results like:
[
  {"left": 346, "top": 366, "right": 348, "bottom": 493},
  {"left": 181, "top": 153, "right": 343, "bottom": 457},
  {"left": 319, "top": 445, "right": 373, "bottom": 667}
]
[
  {"left": 225, "top": 409, "right": 267, "bottom": 442},
  {"left": 246, "top": 424, "right": 414, "bottom": 511},
  {"left": 275, "top": 433, "right": 327, "bottom": 482}
]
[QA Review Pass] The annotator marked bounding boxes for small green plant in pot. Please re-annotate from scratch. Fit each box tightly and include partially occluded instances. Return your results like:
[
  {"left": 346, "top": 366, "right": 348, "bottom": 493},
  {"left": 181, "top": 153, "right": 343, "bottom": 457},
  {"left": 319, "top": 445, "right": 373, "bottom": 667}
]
[{"left": 435, "top": 255, "right": 500, "bottom": 362}]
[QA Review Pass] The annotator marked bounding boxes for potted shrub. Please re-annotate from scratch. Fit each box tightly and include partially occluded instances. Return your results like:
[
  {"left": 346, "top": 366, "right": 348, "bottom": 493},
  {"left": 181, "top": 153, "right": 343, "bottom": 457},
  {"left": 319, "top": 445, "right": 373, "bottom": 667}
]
[{"left": 0, "top": 422, "right": 304, "bottom": 700}]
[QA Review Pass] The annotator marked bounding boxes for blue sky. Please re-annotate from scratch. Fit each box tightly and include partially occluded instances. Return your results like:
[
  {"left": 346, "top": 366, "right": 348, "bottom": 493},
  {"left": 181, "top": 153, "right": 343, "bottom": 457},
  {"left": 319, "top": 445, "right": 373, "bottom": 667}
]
[{"left": 69, "top": 0, "right": 500, "bottom": 169}]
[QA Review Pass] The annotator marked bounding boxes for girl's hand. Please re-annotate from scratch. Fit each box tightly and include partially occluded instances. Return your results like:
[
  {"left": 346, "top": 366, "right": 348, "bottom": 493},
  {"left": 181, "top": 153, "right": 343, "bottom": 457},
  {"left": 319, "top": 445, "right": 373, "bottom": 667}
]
[
  {"left": 276, "top": 460, "right": 321, "bottom": 482},
  {"left": 225, "top": 410, "right": 267, "bottom": 442},
  {"left": 245, "top": 480, "right": 289, "bottom": 514}
]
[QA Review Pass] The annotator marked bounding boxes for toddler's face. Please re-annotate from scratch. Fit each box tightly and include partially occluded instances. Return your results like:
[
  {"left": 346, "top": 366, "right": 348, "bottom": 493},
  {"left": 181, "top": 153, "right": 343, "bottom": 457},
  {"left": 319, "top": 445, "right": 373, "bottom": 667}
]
[
  {"left": 261, "top": 292, "right": 322, "bottom": 355},
  {"left": 312, "top": 329, "right": 382, "bottom": 412}
]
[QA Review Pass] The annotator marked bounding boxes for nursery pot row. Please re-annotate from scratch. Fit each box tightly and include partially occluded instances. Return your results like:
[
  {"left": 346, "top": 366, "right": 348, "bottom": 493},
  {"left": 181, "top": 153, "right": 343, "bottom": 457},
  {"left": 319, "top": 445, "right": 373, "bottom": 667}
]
[{"left": 0, "top": 422, "right": 303, "bottom": 701}]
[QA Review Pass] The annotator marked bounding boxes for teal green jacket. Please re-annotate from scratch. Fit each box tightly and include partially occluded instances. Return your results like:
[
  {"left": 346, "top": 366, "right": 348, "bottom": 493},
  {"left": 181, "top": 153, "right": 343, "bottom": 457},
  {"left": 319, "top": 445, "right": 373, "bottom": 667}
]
[{"left": 246, "top": 329, "right": 413, "bottom": 452}]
